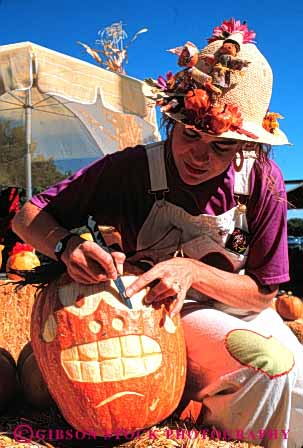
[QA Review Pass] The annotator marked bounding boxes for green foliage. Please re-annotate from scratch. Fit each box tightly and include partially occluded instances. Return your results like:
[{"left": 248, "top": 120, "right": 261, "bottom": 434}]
[
  {"left": 287, "top": 218, "right": 303, "bottom": 236},
  {"left": 0, "top": 120, "right": 66, "bottom": 190}
]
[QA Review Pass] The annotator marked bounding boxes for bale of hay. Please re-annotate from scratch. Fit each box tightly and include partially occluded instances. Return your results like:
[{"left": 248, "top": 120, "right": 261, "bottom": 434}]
[{"left": 0, "top": 280, "right": 38, "bottom": 361}]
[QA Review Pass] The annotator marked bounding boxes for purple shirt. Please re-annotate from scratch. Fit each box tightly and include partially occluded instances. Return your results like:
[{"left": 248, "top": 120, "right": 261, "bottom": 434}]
[{"left": 31, "top": 143, "right": 289, "bottom": 286}]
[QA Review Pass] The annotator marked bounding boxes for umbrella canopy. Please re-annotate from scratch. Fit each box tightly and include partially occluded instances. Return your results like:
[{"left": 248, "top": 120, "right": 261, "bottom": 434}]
[{"left": 0, "top": 42, "right": 159, "bottom": 199}]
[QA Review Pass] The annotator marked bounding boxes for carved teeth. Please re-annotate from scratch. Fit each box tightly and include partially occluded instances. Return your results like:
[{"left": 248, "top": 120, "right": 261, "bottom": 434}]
[
  {"left": 81, "top": 361, "right": 101, "bottom": 382},
  {"left": 98, "top": 338, "right": 121, "bottom": 359},
  {"left": 78, "top": 343, "right": 99, "bottom": 361},
  {"left": 61, "top": 335, "right": 162, "bottom": 383},
  {"left": 140, "top": 335, "right": 161, "bottom": 354},
  {"left": 121, "top": 335, "right": 142, "bottom": 357}
]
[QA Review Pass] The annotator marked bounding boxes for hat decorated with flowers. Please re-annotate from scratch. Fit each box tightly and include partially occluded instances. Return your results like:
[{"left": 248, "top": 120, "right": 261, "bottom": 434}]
[{"left": 144, "top": 18, "right": 289, "bottom": 145}]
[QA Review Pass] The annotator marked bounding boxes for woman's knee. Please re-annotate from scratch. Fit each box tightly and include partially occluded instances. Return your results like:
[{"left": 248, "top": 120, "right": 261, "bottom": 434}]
[{"left": 224, "top": 329, "right": 295, "bottom": 379}]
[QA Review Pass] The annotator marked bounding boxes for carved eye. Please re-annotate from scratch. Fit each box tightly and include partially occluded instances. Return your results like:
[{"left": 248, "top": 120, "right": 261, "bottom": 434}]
[{"left": 58, "top": 283, "right": 104, "bottom": 316}]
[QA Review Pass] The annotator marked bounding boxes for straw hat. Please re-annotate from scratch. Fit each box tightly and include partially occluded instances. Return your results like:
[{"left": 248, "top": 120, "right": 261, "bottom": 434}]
[{"left": 145, "top": 18, "right": 289, "bottom": 146}]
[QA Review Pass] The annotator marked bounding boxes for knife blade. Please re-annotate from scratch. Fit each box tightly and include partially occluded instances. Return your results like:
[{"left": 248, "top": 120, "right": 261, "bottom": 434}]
[{"left": 87, "top": 216, "right": 132, "bottom": 309}]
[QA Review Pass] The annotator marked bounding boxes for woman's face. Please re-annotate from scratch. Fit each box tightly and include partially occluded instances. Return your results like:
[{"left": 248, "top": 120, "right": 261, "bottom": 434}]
[{"left": 171, "top": 123, "right": 242, "bottom": 185}]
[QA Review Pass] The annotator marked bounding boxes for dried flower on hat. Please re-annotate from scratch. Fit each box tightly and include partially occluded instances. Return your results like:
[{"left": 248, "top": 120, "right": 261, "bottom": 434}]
[
  {"left": 207, "top": 18, "right": 256, "bottom": 45},
  {"left": 262, "top": 112, "right": 284, "bottom": 134},
  {"left": 145, "top": 18, "right": 254, "bottom": 138},
  {"left": 184, "top": 89, "right": 210, "bottom": 118},
  {"left": 157, "top": 72, "right": 175, "bottom": 91},
  {"left": 200, "top": 21, "right": 252, "bottom": 94}
]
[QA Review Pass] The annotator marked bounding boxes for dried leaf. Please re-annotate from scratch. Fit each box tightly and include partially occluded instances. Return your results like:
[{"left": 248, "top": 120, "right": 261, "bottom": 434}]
[{"left": 77, "top": 41, "right": 102, "bottom": 64}]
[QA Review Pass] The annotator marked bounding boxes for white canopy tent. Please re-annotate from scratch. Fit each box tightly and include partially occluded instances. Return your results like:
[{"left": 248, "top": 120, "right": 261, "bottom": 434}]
[{"left": 0, "top": 42, "right": 159, "bottom": 199}]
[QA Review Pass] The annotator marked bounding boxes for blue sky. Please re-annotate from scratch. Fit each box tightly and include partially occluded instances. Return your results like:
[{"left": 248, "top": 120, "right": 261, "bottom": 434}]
[{"left": 1, "top": 0, "right": 303, "bottom": 215}]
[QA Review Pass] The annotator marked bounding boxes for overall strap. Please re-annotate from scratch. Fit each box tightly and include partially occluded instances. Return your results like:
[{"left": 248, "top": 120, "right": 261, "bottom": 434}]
[
  {"left": 234, "top": 151, "right": 257, "bottom": 196},
  {"left": 233, "top": 151, "right": 257, "bottom": 233},
  {"left": 145, "top": 142, "right": 169, "bottom": 198}
]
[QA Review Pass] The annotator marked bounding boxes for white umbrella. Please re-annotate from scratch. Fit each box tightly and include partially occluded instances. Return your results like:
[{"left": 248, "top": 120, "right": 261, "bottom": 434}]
[{"left": 0, "top": 42, "right": 159, "bottom": 199}]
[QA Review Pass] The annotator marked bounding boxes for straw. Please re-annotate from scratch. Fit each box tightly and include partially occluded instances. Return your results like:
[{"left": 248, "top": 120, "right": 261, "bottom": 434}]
[
  {"left": 0, "top": 397, "right": 263, "bottom": 448},
  {"left": 0, "top": 280, "right": 38, "bottom": 362}
]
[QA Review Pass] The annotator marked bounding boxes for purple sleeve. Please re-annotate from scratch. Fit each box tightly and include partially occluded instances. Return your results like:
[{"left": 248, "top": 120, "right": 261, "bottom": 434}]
[
  {"left": 29, "top": 146, "right": 151, "bottom": 251},
  {"left": 245, "top": 160, "right": 289, "bottom": 286}
]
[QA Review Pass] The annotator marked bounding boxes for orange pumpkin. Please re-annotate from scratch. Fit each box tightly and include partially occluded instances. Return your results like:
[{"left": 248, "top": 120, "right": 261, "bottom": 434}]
[
  {"left": 31, "top": 267, "right": 186, "bottom": 435},
  {"left": 275, "top": 292, "right": 303, "bottom": 321},
  {"left": 6, "top": 243, "right": 40, "bottom": 281}
]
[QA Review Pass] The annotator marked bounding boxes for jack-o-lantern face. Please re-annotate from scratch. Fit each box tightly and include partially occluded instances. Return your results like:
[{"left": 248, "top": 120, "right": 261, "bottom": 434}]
[{"left": 31, "top": 272, "right": 186, "bottom": 435}]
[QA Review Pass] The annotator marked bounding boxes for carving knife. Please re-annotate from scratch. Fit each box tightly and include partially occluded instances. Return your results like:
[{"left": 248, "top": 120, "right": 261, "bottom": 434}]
[{"left": 87, "top": 216, "right": 132, "bottom": 309}]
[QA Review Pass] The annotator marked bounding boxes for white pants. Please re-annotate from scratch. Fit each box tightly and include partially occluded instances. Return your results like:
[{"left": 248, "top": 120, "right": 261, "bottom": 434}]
[{"left": 181, "top": 306, "right": 303, "bottom": 448}]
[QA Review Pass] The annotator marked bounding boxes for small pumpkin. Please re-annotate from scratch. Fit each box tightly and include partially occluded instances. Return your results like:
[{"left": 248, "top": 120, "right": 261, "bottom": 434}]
[
  {"left": 6, "top": 242, "right": 40, "bottom": 280},
  {"left": 17, "top": 342, "right": 53, "bottom": 409},
  {"left": 275, "top": 291, "right": 303, "bottom": 321},
  {"left": 31, "top": 264, "right": 186, "bottom": 435}
]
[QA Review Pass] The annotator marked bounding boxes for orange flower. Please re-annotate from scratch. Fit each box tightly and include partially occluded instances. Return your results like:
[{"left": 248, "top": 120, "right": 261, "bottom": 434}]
[
  {"left": 207, "top": 104, "right": 243, "bottom": 134},
  {"left": 208, "top": 106, "right": 233, "bottom": 134},
  {"left": 262, "top": 112, "right": 284, "bottom": 134},
  {"left": 227, "top": 104, "right": 243, "bottom": 129},
  {"left": 184, "top": 89, "right": 210, "bottom": 118}
]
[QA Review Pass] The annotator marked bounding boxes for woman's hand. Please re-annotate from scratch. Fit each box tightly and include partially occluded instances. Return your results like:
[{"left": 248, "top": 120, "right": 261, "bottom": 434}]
[
  {"left": 125, "top": 257, "right": 196, "bottom": 317},
  {"left": 61, "top": 236, "right": 126, "bottom": 284}
]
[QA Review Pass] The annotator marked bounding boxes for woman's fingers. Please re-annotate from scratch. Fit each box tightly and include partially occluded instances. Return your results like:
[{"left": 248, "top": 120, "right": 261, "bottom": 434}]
[
  {"left": 126, "top": 268, "right": 160, "bottom": 297},
  {"left": 125, "top": 258, "right": 195, "bottom": 317},
  {"left": 111, "top": 251, "right": 126, "bottom": 276},
  {"left": 83, "top": 243, "right": 118, "bottom": 279},
  {"left": 145, "top": 279, "right": 182, "bottom": 303},
  {"left": 64, "top": 240, "right": 126, "bottom": 284}
]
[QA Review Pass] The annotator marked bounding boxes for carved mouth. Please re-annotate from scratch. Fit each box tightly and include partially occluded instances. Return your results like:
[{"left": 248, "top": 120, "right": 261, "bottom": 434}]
[{"left": 61, "top": 335, "right": 162, "bottom": 382}]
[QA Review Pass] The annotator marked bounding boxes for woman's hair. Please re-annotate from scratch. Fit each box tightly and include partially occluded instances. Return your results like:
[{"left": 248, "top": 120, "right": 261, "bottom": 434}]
[
  {"left": 160, "top": 114, "right": 175, "bottom": 139},
  {"left": 160, "top": 113, "right": 272, "bottom": 164},
  {"left": 160, "top": 114, "right": 285, "bottom": 201}
]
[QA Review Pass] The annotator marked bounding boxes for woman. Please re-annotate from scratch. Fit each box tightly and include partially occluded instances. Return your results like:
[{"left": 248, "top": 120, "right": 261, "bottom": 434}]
[{"left": 12, "top": 19, "right": 303, "bottom": 447}]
